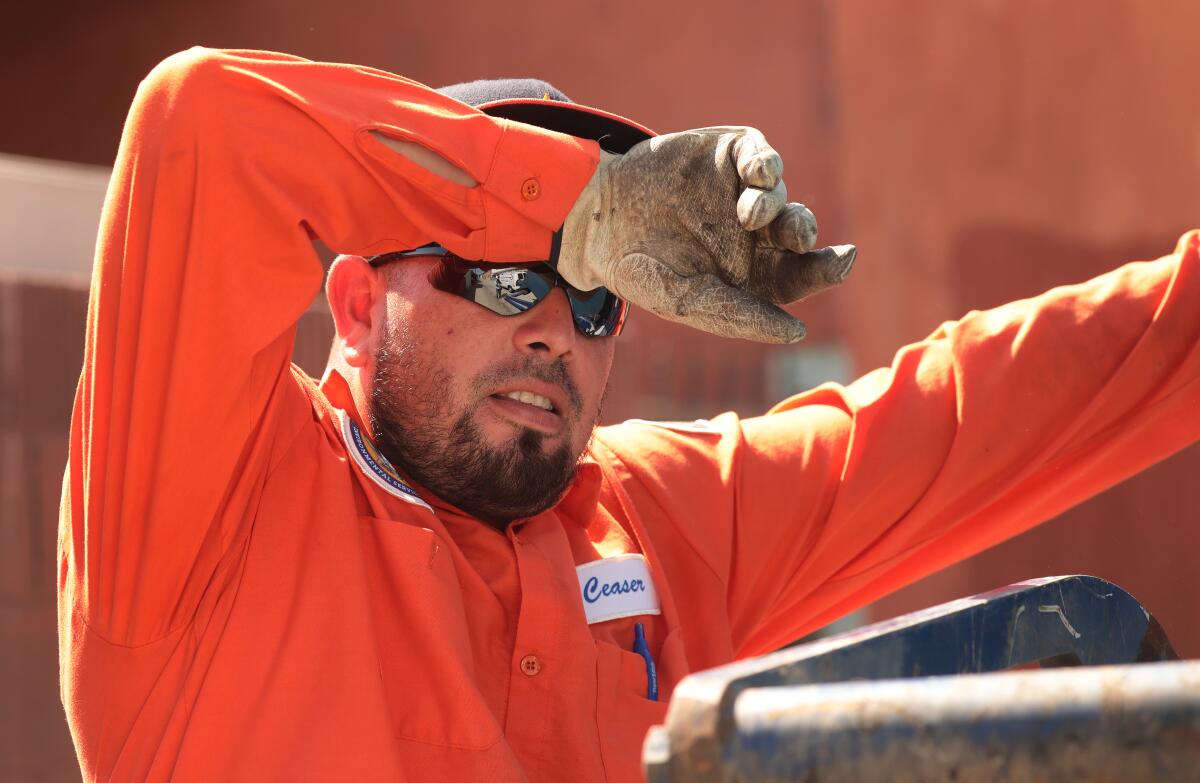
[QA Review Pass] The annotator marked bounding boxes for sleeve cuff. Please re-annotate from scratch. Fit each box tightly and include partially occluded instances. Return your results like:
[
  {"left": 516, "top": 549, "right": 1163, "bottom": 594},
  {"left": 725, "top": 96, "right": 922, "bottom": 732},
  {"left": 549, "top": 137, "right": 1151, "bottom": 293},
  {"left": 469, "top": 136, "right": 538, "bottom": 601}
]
[{"left": 479, "top": 119, "right": 599, "bottom": 261}]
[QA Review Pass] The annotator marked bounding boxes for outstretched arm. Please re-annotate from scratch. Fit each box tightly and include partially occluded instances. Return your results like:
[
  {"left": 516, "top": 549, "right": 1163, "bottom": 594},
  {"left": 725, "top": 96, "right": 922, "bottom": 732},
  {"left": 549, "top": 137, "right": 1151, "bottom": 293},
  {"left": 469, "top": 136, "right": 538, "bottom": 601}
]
[{"left": 599, "top": 232, "right": 1200, "bottom": 657}]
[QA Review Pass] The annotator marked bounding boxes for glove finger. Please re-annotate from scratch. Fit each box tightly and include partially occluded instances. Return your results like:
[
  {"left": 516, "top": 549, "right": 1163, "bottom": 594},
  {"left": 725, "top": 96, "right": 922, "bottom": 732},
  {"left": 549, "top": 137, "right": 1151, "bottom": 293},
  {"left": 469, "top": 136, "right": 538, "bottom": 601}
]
[
  {"left": 731, "top": 128, "right": 784, "bottom": 190},
  {"left": 751, "top": 244, "right": 858, "bottom": 304},
  {"left": 759, "top": 202, "right": 819, "bottom": 253},
  {"left": 609, "top": 252, "right": 807, "bottom": 343},
  {"left": 737, "top": 179, "right": 788, "bottom": 231}
]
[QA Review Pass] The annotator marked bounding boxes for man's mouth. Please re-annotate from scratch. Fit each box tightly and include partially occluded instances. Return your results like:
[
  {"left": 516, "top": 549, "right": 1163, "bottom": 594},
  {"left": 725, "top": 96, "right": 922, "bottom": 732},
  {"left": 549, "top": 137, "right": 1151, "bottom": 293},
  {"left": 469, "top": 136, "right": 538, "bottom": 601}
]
[
  {"left": 485, "top": 383, "right": 569, "bottom": 435},
  {"left": 496, "top": 390, "right": 556, "bottom": 413}
]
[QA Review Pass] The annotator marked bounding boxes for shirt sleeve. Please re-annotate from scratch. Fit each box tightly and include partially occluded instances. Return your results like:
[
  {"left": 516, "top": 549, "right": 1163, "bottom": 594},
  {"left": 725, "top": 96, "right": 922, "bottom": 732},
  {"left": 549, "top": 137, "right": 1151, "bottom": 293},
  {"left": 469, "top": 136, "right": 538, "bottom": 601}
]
[
  {"left": 61, "top": 47, "right": 599, "bottom": 645},
  {"left": 597, "top": 231, "right": 1200, "bottom": 658}
]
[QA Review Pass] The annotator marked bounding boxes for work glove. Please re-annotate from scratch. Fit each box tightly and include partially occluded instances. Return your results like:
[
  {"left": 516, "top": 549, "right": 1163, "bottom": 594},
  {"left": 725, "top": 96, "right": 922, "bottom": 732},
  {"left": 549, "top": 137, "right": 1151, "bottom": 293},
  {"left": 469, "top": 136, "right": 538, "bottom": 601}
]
[{"left": 557, "top": 127, "right": 856, "bottom": 343}]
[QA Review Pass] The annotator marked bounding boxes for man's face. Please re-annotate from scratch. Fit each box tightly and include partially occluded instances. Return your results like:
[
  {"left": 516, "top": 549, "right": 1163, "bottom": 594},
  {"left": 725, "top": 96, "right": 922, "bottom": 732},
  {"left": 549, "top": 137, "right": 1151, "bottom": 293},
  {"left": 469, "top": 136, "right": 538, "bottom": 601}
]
[{"left": 367, "top": 258, "right": 616, "bottom": 527}]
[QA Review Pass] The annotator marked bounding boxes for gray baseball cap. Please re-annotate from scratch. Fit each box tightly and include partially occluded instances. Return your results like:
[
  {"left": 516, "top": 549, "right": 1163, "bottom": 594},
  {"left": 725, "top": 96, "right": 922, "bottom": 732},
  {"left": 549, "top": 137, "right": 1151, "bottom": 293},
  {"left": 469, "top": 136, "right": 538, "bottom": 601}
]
[{"left": 437, "top": 77, "right": 654, "bottom": 153}]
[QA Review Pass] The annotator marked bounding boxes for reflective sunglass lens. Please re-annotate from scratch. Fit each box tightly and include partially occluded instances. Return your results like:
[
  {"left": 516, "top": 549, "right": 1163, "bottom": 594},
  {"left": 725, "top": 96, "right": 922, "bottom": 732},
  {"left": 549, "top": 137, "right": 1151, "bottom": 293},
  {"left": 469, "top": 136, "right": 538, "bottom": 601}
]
[
  {"left": 480, "top": 268, "right": 556, "bottom": 315},
  {"left": 431, "top": 258, "right": 626, "bottom": 337},
  {"left": 566, "top": 288, "right": 626, "bottom": 337}
]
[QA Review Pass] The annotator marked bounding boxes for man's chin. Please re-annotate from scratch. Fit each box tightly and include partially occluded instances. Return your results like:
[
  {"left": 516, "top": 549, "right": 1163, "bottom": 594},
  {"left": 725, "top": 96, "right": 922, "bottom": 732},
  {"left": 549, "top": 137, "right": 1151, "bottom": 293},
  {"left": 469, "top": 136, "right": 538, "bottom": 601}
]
[
  {"left": 372, "top": 409, "right": 584, "bottom": 527},
  {"left": 425, "top": 445, "right": 580, "bottom": 527}
]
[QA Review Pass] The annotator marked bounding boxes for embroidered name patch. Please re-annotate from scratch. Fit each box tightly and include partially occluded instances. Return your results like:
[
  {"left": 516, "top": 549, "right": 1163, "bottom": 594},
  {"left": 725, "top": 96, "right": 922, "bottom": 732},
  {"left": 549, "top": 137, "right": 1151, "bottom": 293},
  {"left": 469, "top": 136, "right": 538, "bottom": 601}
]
[
  {"left": 339, "top": 411, "right": 432, "bottom": 512},
  {"left": 575, "top": 554, "right": 661, "bottom": 625}
]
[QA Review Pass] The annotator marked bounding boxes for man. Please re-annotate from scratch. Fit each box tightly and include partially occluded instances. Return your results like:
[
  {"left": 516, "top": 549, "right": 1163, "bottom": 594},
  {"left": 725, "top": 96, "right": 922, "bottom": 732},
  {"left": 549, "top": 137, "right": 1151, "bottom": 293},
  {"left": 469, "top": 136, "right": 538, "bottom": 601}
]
[{"left": 59, "top": 47, "right": 1200, "bottom": 782}]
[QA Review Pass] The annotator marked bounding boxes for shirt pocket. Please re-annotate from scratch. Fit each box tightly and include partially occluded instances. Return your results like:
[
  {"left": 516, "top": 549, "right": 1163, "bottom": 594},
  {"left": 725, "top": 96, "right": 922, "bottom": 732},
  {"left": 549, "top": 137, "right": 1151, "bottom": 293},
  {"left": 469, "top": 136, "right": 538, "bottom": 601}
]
[
  {"left": 359, "top": 516, "right": 503, "bottom": 750},
  {"left": 594, "top": 626, "right": 687, "bottom": 780}
]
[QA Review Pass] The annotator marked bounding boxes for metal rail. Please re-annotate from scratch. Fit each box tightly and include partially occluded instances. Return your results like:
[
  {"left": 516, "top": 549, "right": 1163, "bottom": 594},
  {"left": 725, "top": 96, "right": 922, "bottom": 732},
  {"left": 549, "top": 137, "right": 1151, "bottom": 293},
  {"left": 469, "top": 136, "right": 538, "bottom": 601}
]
[
  {"left": 645, "top": 659, "right": 1200, "bottom": 781},
  {"left": 643, "top": 575, "right": 1194, "bottom": 782}
]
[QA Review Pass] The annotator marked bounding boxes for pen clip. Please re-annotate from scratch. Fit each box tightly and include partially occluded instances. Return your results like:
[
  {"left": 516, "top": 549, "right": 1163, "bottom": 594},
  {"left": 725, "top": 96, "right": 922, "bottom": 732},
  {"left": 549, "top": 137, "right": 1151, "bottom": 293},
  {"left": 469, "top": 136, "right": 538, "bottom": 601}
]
[{"left": 632, "top": 622, "right": 659, "bottom": 701}]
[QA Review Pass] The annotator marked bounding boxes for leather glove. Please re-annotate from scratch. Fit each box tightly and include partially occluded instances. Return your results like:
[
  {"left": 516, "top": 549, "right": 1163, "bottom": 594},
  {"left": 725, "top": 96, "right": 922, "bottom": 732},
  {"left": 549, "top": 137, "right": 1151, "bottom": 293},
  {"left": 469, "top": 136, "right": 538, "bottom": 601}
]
[{"left": 557, "top": 127, "right": 856, "bottom": 343}]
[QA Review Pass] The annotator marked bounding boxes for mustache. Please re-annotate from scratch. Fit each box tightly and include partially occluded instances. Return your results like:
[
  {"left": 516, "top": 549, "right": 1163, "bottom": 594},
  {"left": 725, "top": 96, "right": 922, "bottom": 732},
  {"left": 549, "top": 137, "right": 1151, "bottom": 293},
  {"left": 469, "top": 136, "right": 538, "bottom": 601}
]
[{"left": 476, "top": 357, "right": 583, "bottom": 416}]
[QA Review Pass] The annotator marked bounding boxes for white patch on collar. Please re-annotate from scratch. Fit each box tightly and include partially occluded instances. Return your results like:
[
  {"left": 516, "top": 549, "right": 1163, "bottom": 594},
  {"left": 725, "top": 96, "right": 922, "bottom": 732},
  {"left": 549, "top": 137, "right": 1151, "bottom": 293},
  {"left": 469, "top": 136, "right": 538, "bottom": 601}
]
[
  {"left": 576, "top": 554, "right": 661, "bottom": 625},
  {"left": 338, "top": 411, "right": 433, "bottom": 512}
]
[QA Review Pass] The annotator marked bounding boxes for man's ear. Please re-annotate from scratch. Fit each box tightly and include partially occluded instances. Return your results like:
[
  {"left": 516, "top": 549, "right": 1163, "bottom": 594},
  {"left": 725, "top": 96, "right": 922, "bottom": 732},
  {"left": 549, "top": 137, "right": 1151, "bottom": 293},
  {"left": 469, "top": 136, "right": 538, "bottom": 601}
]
[{"left": 326, "top": 255, "right": 383, "bottom": 368}]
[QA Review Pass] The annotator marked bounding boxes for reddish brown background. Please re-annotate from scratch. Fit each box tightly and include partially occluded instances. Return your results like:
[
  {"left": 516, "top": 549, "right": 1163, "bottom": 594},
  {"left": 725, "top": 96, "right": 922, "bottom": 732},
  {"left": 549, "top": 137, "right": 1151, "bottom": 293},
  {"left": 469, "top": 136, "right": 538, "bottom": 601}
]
[{"left": 3, "top": 1, "right": 1198, "bottom": 779}]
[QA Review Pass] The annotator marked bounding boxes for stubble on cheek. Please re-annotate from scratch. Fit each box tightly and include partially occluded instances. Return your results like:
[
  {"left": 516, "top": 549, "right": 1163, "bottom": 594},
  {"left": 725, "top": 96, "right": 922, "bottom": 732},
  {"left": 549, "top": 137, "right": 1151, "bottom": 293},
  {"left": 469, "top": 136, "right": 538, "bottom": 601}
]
[{"left": 366, "top": 322, "right": 599, "bottom": 527}]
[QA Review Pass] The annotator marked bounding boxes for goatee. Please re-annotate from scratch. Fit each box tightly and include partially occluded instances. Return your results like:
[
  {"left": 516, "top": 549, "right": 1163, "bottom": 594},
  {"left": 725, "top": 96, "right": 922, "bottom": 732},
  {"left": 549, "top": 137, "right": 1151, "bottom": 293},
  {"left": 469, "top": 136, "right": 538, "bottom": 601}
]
[{"left": 368, "top": 320, "right": 591, "bottom": 528}]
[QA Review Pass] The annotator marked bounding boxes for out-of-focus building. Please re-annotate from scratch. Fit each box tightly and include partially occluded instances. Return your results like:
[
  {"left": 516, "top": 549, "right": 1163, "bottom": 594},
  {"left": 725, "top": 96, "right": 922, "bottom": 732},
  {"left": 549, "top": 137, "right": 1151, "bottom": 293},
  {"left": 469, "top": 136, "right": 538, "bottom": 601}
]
[{"left": 2, "top": 1, "right": 1197, "bottom": 779}]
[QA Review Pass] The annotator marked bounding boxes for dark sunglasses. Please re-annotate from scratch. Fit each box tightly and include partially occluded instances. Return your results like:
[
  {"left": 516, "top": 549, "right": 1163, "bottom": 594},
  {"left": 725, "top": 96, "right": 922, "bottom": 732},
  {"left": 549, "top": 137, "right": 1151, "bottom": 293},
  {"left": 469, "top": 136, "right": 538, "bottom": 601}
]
[{"left": 368, "top": 245, "right": 628, "bottom": 338}]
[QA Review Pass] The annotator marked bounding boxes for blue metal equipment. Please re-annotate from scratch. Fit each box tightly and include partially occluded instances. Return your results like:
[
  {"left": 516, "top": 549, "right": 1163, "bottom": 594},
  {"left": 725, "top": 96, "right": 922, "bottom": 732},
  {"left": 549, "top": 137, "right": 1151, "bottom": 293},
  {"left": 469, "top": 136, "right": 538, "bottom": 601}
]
[{"left": 643, "top": 575, "right": 1199, "bottom": 782}]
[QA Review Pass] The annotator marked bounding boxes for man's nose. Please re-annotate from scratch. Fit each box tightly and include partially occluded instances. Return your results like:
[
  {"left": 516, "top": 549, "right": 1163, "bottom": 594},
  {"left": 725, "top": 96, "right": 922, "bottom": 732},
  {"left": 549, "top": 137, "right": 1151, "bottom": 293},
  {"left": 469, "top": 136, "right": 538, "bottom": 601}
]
[{"left": 511, "top": 287, "right": 577, "bottom": 358}]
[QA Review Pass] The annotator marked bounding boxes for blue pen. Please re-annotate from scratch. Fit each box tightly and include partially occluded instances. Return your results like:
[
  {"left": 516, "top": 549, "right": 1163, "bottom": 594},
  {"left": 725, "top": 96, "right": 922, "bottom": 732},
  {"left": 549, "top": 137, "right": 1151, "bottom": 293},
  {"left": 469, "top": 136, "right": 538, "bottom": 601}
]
[{"left": 632, "top": 622, "right": 659, "bottom": 701}]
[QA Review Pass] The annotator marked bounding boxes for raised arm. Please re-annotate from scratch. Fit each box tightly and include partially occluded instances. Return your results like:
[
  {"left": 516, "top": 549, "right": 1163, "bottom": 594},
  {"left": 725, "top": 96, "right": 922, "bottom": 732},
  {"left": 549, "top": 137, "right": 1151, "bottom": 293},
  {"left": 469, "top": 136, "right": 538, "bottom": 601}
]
[{"left": 61, "top": 47, "right": 599, "bottom": 645}]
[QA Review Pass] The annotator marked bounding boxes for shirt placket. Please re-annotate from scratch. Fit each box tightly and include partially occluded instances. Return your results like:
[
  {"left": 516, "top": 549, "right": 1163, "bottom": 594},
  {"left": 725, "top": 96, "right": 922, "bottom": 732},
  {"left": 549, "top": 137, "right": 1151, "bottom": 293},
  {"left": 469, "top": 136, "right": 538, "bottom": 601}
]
[{"left": 503, "top": 512, "right": 600, "bottom": 779}]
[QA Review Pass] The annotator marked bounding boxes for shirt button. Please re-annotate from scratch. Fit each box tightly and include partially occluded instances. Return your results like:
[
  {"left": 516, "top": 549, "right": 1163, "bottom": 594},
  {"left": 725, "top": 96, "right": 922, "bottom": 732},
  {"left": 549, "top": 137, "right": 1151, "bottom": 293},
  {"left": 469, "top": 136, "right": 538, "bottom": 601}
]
[
  {"left": 519, "top": 654, "right": 542, "bottom": 676},
  {"left": 521, "top": 178, "right": 541, "bottom": 201}
]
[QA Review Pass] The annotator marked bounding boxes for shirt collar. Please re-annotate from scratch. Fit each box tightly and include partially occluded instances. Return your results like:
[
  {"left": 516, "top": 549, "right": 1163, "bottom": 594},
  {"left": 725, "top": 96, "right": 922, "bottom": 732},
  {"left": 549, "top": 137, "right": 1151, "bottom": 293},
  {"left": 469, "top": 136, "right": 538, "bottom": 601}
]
[
  {"left": 319, "top": 368, "right": 363, "bottom": 426},
  {"left": 555, "top": 455, "right": 603, "bottom": 527}
]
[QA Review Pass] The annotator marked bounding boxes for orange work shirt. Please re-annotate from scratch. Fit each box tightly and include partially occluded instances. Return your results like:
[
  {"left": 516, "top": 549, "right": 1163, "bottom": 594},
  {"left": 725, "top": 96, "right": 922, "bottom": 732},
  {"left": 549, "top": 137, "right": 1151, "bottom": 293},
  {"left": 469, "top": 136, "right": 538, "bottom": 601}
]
[{"left": 59, "top": 48, "right": 1200, "bottom": 782}]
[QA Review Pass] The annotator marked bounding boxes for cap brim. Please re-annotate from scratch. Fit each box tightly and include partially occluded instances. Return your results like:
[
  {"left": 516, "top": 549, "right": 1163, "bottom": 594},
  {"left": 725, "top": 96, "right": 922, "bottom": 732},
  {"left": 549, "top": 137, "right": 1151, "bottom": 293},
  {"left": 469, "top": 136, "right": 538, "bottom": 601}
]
[{"left": 478, "top": 98, "right": 654, "bottom": 154}]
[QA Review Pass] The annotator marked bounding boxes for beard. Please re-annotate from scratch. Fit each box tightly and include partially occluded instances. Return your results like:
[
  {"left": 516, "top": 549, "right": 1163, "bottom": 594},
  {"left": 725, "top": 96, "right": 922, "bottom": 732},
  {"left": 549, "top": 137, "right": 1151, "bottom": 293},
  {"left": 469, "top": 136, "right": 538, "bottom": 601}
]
[{"left": 368, "top": 318, "right": 595, "bottom": 528}]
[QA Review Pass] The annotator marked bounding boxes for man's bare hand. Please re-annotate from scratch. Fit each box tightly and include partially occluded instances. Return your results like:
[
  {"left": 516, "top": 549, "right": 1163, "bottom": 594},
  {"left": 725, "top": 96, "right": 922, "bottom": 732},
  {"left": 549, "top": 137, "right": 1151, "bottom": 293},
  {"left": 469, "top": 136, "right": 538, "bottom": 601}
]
[{"left": 557, "top": 127, "right": 856, "bottom": 343}]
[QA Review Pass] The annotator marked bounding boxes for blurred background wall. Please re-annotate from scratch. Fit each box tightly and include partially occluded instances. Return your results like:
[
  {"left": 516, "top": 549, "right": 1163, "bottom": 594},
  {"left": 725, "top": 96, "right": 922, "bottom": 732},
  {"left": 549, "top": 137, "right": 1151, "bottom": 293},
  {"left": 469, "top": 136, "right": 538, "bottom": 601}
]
[{"left": 2, "top": 1, "right": 1198, "bottom": 779}]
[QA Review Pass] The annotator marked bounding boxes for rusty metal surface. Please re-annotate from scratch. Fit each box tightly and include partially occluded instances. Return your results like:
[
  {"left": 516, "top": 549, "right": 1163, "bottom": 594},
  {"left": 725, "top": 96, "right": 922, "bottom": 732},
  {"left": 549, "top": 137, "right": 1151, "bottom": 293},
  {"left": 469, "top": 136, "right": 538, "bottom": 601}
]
[
  {"left": 723, "top": 660, "right": 1200, "bottom": 781},
  {"left": 645, "top": 575, "right": 1183, "bottom": 782}
]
